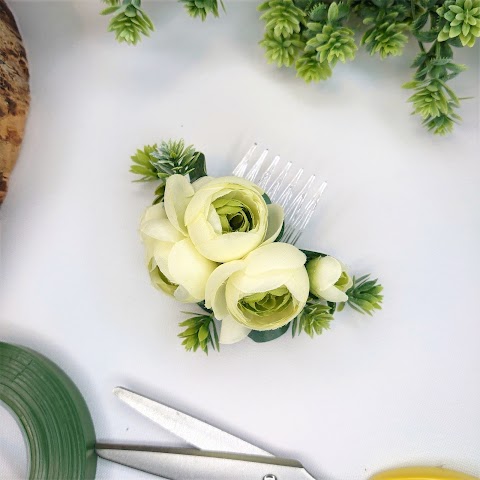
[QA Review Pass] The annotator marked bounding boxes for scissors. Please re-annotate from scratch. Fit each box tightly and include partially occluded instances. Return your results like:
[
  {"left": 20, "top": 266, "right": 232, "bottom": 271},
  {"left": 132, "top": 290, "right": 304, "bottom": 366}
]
[{"left": 96, "top": 387, "right": 478, "bottom": 480}]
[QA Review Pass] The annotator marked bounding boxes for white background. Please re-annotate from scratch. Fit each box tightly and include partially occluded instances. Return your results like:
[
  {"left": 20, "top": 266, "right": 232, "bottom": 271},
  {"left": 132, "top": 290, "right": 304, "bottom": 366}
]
[{"left": 1, "top": 1, "right": 480, "bottom": 479}]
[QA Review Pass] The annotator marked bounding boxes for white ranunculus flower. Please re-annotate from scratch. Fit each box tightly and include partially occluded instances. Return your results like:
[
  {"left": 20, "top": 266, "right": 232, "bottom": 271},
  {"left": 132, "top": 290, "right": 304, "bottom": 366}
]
[
  {"left": 306, "top": 255, "right": 353, "bottom": 303},
  {"left": 140, "top": 200, "right": 218, "bottom": 303},
  {"left": 204, "top": 243, "right": 310, "bottom": 344},
  {"left": 180, "top": 175, "right": 284, "bottom": 263}
]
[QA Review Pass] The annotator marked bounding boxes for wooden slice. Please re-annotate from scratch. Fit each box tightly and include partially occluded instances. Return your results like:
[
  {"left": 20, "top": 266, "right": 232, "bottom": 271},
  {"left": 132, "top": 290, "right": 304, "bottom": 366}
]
[{"left": 0, "top": 0, "right": 30, "bottom": 206}]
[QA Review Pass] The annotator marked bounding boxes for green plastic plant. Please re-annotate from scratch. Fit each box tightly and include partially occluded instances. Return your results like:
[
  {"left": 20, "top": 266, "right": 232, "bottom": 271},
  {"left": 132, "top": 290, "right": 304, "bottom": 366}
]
[
  {"left": 101, "top": 0, "right": 478, "bottom": 135},
  {"left": 259, "top": 0, "right": 479, "bottom": 135},
  {"left": 101, "top": 0, "right": 224, "bottom": 45}
]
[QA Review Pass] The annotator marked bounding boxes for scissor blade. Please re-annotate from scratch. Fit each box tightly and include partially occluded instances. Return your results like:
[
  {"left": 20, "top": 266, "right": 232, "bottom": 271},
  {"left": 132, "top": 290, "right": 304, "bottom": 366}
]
[
  {"left": 96, "top": 445, "right": 316, "bottom": 480},
  {"left": 113, "top": 387, "right": 271, "bottom": 457}
]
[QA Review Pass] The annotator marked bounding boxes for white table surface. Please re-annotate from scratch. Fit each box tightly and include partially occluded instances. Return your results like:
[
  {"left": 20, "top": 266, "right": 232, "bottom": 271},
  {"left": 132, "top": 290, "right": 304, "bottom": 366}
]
[{"left": 1, "top": 1, "right": 480, "bottom": 479}]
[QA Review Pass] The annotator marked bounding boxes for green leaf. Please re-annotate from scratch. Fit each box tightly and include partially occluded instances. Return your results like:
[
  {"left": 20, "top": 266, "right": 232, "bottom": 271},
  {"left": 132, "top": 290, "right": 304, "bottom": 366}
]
[
  {"left": 346, "top": 275, "right": 383, "bottom": 315},
  {"left": 189, "top": 152, "right": 207, "bottom": 182},
  {"left": 248, "top": 324, "right": 290, "bottom": 343},
  {"left": 197, "top": 301, "right": 213, "bottom": 315},
  {"left": 300, "top": 249, "right": 327, "bottom": 262},
  {"left": 101, "top": 6, "right": 120, "bottom": 15},
  {"left": 412, "top": 12, "right": 428, "bottom": 31},
  {"left": 293, "top": 301, "right": 334, "bottom": 338},
  {"left": 327, "top": 2, "right": 339, "bottom": 23},
  {"left": 414, "top": 30, "right": 439, "bottom": 42},
  {"left": 411, "top": 52, "right": 428, "bottom": 68},
  {"left": 178, "top": 312, "right": 220, "bottom": 354}
]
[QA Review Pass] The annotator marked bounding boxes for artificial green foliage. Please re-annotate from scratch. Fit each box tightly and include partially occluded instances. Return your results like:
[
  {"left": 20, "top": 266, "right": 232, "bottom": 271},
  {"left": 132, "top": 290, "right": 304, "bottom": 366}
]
[
  {"left": 296, "top": 51, "right": 333, "bottom": 82},
  {"left": 260, "top": 32, "right": 305, "bottom": 66},
  {"left": 306, "top": 23, "right": 357, "bottom": 65},
  {"left": 130, "top": 139, "right": 205, "bottom": 204},
  {"left": 153, "top": 182, "right": 166, "bottom": 205},
  {"left": 101, "top": 0, "right": 154, "bottom": 45},
  {"left": 130, "top": 140, "right": 200, "bottom": 182},
  {"left": 259, "top": 0, "right": 306, "bottom": 38},
  {"left": 343, "top": 275, "right": 383, "bottom": 315},
  {"left": 361, "top": 6, "right": 409, "bottom": 58},
  {"left": 178, "top": 313, "right": 220, "bottom": 354},
  {"left": 180, "top": 0, "right": 225, "bottom": 20},
  {"left": 291, "top": 300, "right": 334, "bottom": 337},
  {"left": 101, "top": 0, "right": 223, "bottom": 41},
  {"left": 403, "top": 5, "right": 471, "bottom": 135},
  {"left": 130, "top": 144, "right": 160, "bottom": 181},
  {"left": 150, "top": 139, "right": 199, "bottom": 178},
  {"left": 257, "top": 0, "right": 478, "bottom": 134},
  {"left": 405, "top": 78, "right": 462, "bottom": 134},
  {"left": 437, "top": 0, "right": 480, "bottom": 46}
]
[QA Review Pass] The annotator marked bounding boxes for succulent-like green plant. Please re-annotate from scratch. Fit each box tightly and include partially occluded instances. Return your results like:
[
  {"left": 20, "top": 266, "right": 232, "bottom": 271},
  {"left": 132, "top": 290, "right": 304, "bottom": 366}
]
[
  {"left": 178, "top": 313, "right": 220, "bottom": 354},
  {"left": 296, "top": 51, "right": 332, "bottom": 82},
  {"left": 437, "top": 0, "right": 480, "bottom": 47},
  {"left": 342, "top": 275, "right": 383, "bottom": 316},
  {"left": 259, "top": 0, "right": 306, "bottom": 38},
  {"left": 101, "top": 0, "right": 479, "bottom": 136},
  {"left": 101, "top": 0, "right": 223, "bottom": 42},
  {"left": 362, "top": 10, "right": 409, "bottom": 58},
  {"left": 257, "top": 0, "right": 478, "bottom": 135},
  {"left": 180, "top": 0, "right": 224, "bottom": 20},
  {"left": 260, "top": 31, "right": 305, "bottom": 67},
  {"left": 291, "top": 301, "right": 334, "bottom": 338},
  {"left": 306, "top": 23, "right": 357, "bottom": 65},
  {"left": 101, "top": 0, "right": 154, "bottom": 45}
]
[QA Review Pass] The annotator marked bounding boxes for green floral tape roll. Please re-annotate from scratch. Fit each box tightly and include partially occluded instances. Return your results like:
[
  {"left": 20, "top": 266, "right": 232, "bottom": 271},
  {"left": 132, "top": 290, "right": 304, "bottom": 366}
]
[{"left": 0, "top": 342, "right": 97, "bottom": 479}]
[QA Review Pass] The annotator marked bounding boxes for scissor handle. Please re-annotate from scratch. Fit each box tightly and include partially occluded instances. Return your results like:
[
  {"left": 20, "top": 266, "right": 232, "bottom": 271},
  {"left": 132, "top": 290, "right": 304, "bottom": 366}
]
[{"left": 370, "top": 467, "right": 478, "bottom": 480}]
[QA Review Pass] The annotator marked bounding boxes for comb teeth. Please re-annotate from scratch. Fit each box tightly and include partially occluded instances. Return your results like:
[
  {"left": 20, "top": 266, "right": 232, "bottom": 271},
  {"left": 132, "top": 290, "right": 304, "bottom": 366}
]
[
  {"left": 232, "top": 144, "right": 327, "bottom": 245},
  {"left": 245, "top": 149, "right": 268, "bottom": 182}
]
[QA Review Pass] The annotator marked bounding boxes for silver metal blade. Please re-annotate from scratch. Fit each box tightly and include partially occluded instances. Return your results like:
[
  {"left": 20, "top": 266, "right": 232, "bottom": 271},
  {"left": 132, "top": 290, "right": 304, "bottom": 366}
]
[
  {"left": 113, "top": 387, "right": 272, "bottom": 457},
  {"left": 96, "top": 445, "right": 317, "bottom": 480}
]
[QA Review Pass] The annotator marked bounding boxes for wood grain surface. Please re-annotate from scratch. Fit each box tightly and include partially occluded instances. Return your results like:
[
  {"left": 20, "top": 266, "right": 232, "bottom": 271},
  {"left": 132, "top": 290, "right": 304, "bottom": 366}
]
[{"left": 0, "top": 0, "right": 29, "bottom": 206}]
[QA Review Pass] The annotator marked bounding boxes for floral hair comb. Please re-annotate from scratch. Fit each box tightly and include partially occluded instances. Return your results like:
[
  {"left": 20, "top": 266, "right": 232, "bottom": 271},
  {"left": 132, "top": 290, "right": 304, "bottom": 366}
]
[{"left": 131, "top": 139, "right": 383, "bottom": 353}]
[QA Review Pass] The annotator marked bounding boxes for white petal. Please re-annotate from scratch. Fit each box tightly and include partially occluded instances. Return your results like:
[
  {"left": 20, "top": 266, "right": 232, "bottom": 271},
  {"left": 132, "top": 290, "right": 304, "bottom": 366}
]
[
  {"left": 207, "top": 205, "right": 222, "bottom": 234},
  {"left": 141, "top": 218, "right": 185, "bottom": 243},
  {"left": 284, "top": 267, "right": 310, "bottom": 304},
  {"left": 193, "top": 230, "right": 264, "bottom": 263},
  {"left": 204, "top": 260, "right": 245, "bottom": 309},
  {"left": 184, "top": 186, "right": 223, "bottom": 225},
  {"left": 319, "top": 285, "right": 348, "bottom": 303},
  {"left": 211, "top": 284, "right": 229, "bottom": 320},
  {"left": 168, "top": 238, "right": 218, "bottom": 302},
  {"left": 219, "top": 315, "right": 251, "bottom": 344},
  {"left": 173, "top": 285, "right": 196, "bottom": 303},
  {"left": 309, "top": 256, "right": 342, "bottom": 291},
  {"left": 262, "top": 203, "right": 284, "bottom": 245},
  {"left": 192, "top": 176, "right": 214, "bottom": 191},
  {"left": 203, "top": 176, "right": 264, "bottom": 195},
  {"left": 153, "top": 241, "right": 176, "bottom": 283},
  {"left": 244, "top": 243, "right": 306, "bottom": 276},
  {"left": 140, "top": 203, "right": 167, "bottom": 224},
  {"left": 164, "top": 175, "right": 194, "bottom": 235},
  {"left": 229, "top": 269, "right": 294, "bottom": 294}
]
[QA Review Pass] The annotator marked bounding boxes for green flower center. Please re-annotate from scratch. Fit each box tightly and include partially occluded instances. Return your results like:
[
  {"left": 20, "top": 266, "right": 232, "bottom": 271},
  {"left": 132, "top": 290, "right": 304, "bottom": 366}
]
[
  {"left": 212, "top": 196, "right": 254, "bottom": 233},
  {"left": 239, "top": 286, "right": 292, "bottom": 317}
]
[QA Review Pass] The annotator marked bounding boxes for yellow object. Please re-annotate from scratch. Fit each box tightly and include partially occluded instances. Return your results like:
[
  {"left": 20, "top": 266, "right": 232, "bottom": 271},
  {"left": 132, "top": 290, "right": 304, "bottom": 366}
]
[{"left": 371, "top": 467, "right": 479, "bottom": 480}]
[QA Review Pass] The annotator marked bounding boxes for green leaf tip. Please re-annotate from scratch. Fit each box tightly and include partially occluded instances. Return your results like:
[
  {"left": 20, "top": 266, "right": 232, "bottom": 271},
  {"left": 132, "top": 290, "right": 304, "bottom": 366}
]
[{"left": 179, "top": 312, "right": 220, "bottom": 354}]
